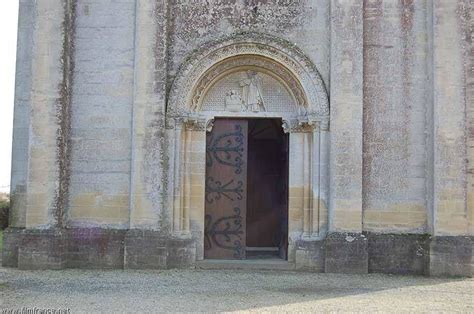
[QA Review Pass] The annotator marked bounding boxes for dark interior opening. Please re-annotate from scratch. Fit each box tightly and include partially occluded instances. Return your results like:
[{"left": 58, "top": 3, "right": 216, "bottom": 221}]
[{"left": 246, "top": 118, "right": 289, "bottom": 260}]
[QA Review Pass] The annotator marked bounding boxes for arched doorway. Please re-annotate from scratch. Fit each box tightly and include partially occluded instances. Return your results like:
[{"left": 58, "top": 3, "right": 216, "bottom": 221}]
[{"left": 166, "top": 33, "right": 330, "bottom": 263}]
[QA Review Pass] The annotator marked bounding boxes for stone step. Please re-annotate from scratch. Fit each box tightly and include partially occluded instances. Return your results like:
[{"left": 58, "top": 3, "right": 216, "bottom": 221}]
[{"left": 196, "top": 259, "right": 296, "bottom": 271}]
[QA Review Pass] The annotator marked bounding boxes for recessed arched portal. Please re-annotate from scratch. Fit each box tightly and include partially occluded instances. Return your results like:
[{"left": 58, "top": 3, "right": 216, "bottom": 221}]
[{"left": 166, "top": 33, "right": 330, "bottom": 262}]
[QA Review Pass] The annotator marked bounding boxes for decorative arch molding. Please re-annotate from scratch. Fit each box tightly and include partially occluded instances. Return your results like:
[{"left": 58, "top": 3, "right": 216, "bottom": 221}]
[
  {"left": 167, "top": 32, "right": 330, "bottom": 127},
  {"left": 191, "top": 55, "right": 306, "bottom": 112}
]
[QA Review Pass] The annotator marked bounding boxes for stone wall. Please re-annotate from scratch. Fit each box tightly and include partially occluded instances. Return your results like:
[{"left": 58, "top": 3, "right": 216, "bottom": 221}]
[
  {"left": 4, "top": 0, "right": 473, "bottom": 275},
  {"left": 167, "top": 0, "right": 330, "bottom": 85}
]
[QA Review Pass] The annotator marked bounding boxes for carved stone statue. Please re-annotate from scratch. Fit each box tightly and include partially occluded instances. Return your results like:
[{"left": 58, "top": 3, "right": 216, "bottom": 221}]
[
  {"left": 224, "top": 89, "right": 244, "bottom": 112},
  {"left": 240, "top": 71, "right": 266, "bottom": 112}
]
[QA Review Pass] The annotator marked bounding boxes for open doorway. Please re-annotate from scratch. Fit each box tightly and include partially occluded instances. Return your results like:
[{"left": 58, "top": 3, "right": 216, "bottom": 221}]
[
  {"left": 204, "top": 118, "right": 288, "bottom": 260},
  {"left": 246, "top": 119, "right": 289, "bottom": 259}
]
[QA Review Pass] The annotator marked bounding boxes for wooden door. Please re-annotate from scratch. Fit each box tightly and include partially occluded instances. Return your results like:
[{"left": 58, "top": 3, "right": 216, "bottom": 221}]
[{"left": 204, "top": 119, "right": 248, "bottom": 259}]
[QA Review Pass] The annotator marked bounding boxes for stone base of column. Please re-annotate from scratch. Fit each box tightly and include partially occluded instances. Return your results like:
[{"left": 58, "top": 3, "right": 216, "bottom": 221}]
[
  {"left": 124, "top": 230, "right": 168, "bottom": 269},
  {"left": 428, "top": 236, "right": 473, "bottom": 277},
  {"left": 67, "top": 228, "right": 126, "bottom": 269},
  {"left": 2, "top": 228, "right": 24, "bottom": 267},
  {"left": 367, "top": 233, "right": 429, "bottom": 275},
  {"left": 294, "top": 239, "right": 325, "bottom": 272},
  {"left": 15, "top": 228, "right": 67, "bottom": 270},
  {"left": 325, "top": 232, "right": 368, "bottom": 274},
  {"left": 2, "top": 229, "right": 471, "bottom": 276},
  {"left": 124, "top": 230, "right": 196, "bottom": 269}
]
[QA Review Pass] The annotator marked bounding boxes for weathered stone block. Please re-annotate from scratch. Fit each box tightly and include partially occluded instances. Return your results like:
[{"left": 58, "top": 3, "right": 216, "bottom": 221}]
[
  {"left": 1, "top": 228, "right": 24, "bottom": 267},
  {"left": 295, "top": 239, "right": 325, "bottom": 272},
  {"left": 124, "top": 229, "right": 168, "bottom": 269},
  {"left": 124, "top": 231, "right": 196, "bottom": 269},
  {"left": 325, "top": 232, "right": 368, "bottom": 274},
  {"left": 167, "top": 237, "right": 196, "bottom": 269},
  {"left": 67, "top": 228, "right": 126, "bottom": 269},
  {"left": 17, "top": 229, "right": 67, "bottom": 270},
  {"left": 428, "top": 236, "right": 473, "bottom": 277},
  {"left": 367, "top": 233, "right": 429, "bottom": 275}
]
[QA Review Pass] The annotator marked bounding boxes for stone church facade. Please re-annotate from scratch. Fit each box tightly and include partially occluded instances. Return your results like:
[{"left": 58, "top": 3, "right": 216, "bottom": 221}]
[{"left": 3, "top": 0, "right": 473, "bottom": 276}]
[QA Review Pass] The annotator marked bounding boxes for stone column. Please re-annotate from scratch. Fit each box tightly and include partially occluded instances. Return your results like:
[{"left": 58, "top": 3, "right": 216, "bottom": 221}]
[
  {"left": 318, "top": 121, "right": 330, "bottom": 236},
  {"left": 429, "top": 0, "right": 472, "bottom": 277},
  {"left": 326, "top": 0, "right": 367, "bottom": 273},
  {"left": 288, "top": 131, "right": 305, "bottom": 264},
  {"left": 1, "top": 0, "right": 35, "bottom": 267},
  {"left": 9, "top": 1, "right": 75, "bottom": 270},
  {"left": 26, "top": 2, "right": 66, "bottom": 228},
  {"left": 288, "top": 119, "right": 326, "bottom": 272},
  {"left": 172, "top": 118, "right": 184, "bottom": 234},
  {"left": 129, "top": 0, "right": 168, "bottom": 229},
  {"left": 189, "top": 130, "right": 207, "bottom": 260},
  {"left": 124, "top": 1, "right": 195, "bottom": 270},
  {"left": 8, "top": 0, "right": 36, "bottom": 230}
]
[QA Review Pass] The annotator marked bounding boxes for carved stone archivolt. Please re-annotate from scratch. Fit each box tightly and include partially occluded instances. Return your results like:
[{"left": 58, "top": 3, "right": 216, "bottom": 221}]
[
  {"left": 167, "top": 32, "right": 330, "bottom": 122},
  {"left": 192, "top": 55, "right": 305, "bottom": 112}
]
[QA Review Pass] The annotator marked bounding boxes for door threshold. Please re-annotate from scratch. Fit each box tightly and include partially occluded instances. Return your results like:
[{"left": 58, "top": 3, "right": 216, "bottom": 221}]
[
  {"left": 196, "top": 259, "right": 295, "bottom": 271},
  {"left": 246, "top": 247, "right": 278, "bottom": 251}
]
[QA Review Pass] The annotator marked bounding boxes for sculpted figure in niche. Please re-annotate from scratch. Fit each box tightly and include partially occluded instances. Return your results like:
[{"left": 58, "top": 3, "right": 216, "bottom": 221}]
[
  {"left": 240, "top": 71, "right": 266, "bottom": 112},
  {"left": 225, "top": 89, "right": 244, "bottom": 112}
]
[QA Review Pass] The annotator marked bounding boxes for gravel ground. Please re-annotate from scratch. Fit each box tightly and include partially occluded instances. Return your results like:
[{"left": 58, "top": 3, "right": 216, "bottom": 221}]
[{"left": 0, "top": 266, "right": 472, "bottom": 312}]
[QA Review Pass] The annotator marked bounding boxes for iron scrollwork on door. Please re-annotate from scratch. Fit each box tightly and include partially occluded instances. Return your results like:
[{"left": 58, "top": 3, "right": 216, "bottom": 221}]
[
  {"left": 205, "top": 177, "right": 243, "bottom": 203},
  {"left": 206, "top": 124, "right": 244, "bottom": 174},
  {"left": 204, "top": 207, "right": 244, "bottom": 259}
]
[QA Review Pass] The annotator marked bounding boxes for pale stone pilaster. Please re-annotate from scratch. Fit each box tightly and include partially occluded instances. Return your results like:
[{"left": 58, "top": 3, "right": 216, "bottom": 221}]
[
  {"left": 302, "top": 131, "right": 311, "bottom": 237},
  {"left": 329, "top": 0, "right": 364, "bottom": 232},
  {"left": 288, "top": 122, "right": 327, "bottom": 239},
  {"left": 466, "top": 1, "right": 474, "bottom": 236},
  {"left": 189, "top": 130, "right": 207, "bottom": 260},
  {"left": 181, "top": 127, "right": 192, "bottom": 234},
  {"left": 129, "top": 0, "right": 168, "bottom": 229},
  {"left": 171, "top": 121, "right": 184, "bottom": 234},
  {"left": 25, "top": 2, "right": 66, "bottom": 228},
  {"left": 310, "top": 129, "right": 319, "bottom": 236},
  {"left": 432, "top": 0, "right": 470, "bottom": 236},
  {"left": 318, "top": 126, "right": 330, "bottom": 234},
  {"left": 288, "top": 132, "right": 304, "bottom": 262},
  {"left": 10, "top": 0, "right": 36, "bottom": 228}
]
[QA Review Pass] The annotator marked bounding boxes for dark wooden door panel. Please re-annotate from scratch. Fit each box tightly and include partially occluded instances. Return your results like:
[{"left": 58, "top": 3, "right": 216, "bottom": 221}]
[{"left": 204, "top": 119, "right": 248, "bottom": 259}]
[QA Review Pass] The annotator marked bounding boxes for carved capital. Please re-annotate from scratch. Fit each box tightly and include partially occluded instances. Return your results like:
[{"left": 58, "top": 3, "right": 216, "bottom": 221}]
[
  {"left": 167, "top": 114, "right": 216, "bottom": 132},
  {"left": 181, "top": 114, "right": 212, "bottom": 132},
  {"left": 166, "top": 117, "right": 185, "bottom": 130},
  {"left": 205, "top": 118, "right": 215, "bottom": 132},
  {"left": 282, "top": 116, "right": 321, "bottom": 133},
  {"left": 320, "top": 118, "right": 330, "bottom": 131}
]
